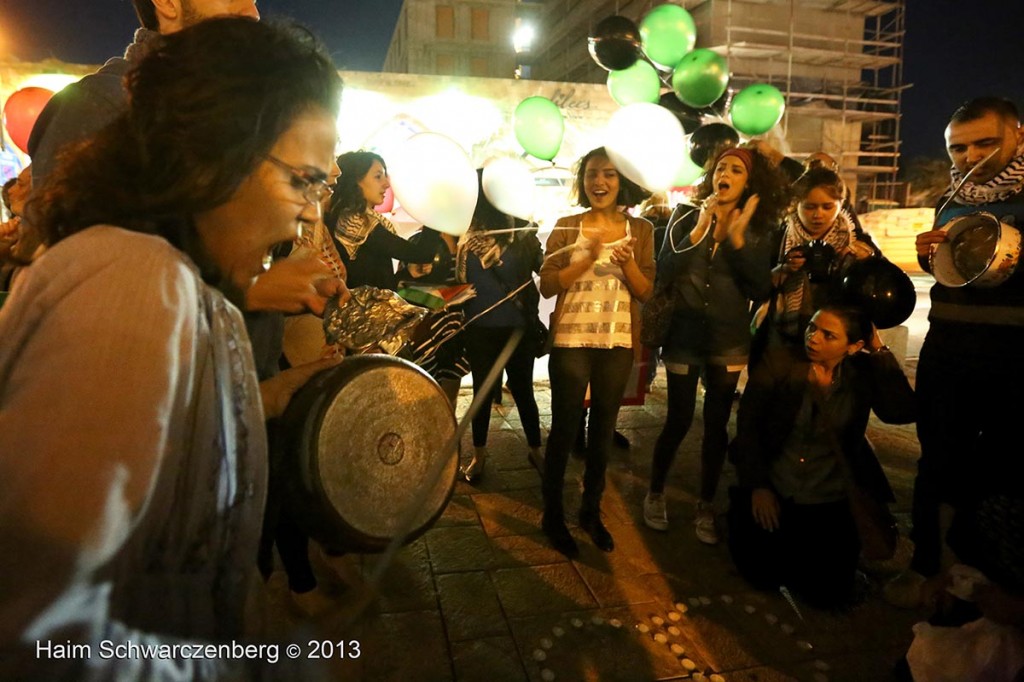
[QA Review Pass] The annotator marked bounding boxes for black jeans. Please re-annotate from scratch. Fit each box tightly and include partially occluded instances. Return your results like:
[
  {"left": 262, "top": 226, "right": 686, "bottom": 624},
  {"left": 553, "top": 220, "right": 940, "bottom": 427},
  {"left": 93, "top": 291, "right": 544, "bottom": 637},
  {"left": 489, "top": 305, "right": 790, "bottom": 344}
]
[
  {"left": 728, "top": 487, "right": 860, "bottom": 609},
  {"left": 649, "top": 364, "right": 740, "bottom": 501},
  {"left": 911, "top": 324, "right": 1024, "bottom": 577},
  {"left": 542, "top": 346, "right": 634, "bottom": 517},
  {"left": 462, "top": 326, "right": 542, "bottom": 448}
]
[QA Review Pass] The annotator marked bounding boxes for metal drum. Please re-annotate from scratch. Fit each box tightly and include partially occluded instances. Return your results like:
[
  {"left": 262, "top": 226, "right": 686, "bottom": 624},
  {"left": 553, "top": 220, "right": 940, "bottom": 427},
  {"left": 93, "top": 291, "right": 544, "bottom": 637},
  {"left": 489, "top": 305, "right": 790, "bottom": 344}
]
[{"left": 281, "top": 354, "right": 457, "bottom": 553}]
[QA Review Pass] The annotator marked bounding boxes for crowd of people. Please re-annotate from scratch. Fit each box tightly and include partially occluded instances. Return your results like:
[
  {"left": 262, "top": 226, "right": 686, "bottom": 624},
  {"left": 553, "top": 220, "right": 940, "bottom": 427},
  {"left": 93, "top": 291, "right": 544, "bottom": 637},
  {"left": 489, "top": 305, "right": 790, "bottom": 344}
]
[{"left": 0, "top": 0, "right": 1022, "bottom": 678}]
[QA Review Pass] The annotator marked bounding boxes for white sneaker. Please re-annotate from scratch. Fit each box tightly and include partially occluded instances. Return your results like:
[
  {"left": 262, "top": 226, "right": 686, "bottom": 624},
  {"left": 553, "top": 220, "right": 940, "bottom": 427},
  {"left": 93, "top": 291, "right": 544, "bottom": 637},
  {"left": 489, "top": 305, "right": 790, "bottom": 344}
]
[
  {"left": 694, "top": 502, "right": 719, "bottom": 545},
  {"left": 643, "top": 492, "right": 668, "bottom": 531}
]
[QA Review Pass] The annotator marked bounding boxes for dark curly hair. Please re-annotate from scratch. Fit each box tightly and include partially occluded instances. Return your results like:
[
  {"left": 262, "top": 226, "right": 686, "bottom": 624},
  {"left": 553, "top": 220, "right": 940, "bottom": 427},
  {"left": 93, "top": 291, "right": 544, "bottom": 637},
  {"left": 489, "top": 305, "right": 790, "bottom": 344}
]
[
  {"left": 31, "top": 18, "right": 343, "bottom": 250},
  {"left": 572, "top": 147, "right": 651, "bottom": 209},
  {"left": 694, "top": 146, "right": 791, "bottom": 237},
  {"left": 130, "top": 0, "right": 158, "bottom": 30},
  {"left": 325, "top": 151, "right": 387, "bottom": 227}
]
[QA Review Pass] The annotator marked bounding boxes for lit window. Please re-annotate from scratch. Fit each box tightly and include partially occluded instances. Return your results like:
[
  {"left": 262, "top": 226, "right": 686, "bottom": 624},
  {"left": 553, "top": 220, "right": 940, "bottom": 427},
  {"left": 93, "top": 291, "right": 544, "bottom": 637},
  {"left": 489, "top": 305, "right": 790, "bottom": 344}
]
[{"left": 471, "top": 8, "right": 489, "bottom": 40}]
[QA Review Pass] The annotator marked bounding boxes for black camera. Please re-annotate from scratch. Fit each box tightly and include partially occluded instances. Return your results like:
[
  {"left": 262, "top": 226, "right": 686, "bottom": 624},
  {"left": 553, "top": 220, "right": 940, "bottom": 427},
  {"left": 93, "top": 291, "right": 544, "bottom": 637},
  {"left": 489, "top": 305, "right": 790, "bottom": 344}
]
[{"left": 802, "top": 239, "right": 837, "bottom": 282}]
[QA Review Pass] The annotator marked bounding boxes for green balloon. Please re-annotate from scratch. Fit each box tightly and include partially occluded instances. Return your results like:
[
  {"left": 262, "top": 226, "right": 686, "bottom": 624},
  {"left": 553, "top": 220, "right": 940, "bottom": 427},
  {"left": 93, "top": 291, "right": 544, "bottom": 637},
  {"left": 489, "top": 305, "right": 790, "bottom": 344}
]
[
  {"left": 607, "top": 60, "right": 661, "bottom": 106},
  {"left": 674, "top": 153, "right": 704, "bottom": 187},
  {"left": 513, "top": 96, "right": 565, "bottom": 161},
  {"left": 640, "top": 4, "right": 697, "bottom": 69},
  {"left": 729, "top": 83, "right": 786, "bottom": 136},
  {"left": 671, "top": 49, "right": 729, "bottom": 108}
]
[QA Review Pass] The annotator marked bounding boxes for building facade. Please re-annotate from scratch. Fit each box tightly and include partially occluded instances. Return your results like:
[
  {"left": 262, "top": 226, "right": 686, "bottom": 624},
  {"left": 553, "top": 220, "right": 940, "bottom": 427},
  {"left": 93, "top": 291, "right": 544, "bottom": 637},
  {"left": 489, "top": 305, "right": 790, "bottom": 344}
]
[{"left": 383, "top": 0, "right": 521, "bottom": 79}]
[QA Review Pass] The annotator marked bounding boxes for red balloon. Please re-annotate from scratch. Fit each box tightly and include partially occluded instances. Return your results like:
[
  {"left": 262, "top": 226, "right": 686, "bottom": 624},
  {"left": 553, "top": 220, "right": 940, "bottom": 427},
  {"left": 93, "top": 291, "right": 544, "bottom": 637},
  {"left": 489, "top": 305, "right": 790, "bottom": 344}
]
[{"left": 3, "top": 87, "right": 55, "bottom": 154}]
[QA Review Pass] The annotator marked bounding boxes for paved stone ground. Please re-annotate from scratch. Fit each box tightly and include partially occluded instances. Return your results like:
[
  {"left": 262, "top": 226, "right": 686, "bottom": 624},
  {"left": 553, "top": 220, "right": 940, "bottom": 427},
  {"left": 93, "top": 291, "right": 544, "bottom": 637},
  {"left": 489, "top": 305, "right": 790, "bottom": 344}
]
[{"left": 260, "top": 359, "right": 930, "bottom": 682}]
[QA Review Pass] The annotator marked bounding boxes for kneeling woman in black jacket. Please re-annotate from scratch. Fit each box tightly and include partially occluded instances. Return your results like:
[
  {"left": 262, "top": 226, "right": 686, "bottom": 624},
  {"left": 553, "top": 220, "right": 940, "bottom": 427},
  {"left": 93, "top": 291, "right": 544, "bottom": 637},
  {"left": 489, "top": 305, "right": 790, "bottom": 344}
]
[{"left": 728, "top": 305, "right": 915, "bottom": 609}]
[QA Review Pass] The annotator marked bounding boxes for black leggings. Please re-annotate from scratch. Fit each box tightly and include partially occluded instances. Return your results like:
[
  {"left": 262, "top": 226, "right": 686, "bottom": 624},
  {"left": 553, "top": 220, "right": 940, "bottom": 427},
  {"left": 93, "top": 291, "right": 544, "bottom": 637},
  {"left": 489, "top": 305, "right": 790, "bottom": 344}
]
[
  {"left": 542, "top": 346, "right": 634, "bottom": 516},
  {"left": 649, "top": 364, "right": 740, "bottom": 501},
  {"left": 462, "top": 326, "right": 542, "bottom": 448}
]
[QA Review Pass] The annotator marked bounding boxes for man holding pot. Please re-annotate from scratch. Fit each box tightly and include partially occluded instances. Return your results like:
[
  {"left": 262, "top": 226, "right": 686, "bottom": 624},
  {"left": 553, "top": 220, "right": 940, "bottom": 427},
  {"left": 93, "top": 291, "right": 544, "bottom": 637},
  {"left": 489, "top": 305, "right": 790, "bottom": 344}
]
[{"left": 890, "top": 97, "right": 1024, "bottom": 608}]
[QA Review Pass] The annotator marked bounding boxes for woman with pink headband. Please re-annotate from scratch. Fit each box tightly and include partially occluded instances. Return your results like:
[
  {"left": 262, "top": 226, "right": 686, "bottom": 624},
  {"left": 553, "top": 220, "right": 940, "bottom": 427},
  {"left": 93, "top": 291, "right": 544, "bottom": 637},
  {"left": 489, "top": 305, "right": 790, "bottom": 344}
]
[{"left": 643, "top": 145, "right": 790, "bottom": 543}]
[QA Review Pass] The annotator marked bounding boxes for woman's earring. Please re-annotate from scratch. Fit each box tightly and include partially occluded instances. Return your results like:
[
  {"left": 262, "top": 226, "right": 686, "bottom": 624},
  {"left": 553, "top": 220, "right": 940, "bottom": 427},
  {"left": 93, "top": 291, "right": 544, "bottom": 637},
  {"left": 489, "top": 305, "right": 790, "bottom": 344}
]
[{"left": 262, "top": 254, "right": 273, "bottom": 272}]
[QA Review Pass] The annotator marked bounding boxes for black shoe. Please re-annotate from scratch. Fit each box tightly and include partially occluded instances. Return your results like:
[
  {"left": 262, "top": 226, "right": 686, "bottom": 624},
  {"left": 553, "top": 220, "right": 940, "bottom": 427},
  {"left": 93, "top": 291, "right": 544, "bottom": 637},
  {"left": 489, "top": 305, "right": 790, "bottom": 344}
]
[
  {"left": 578, "top": 510, "right": 614, "bottom": 552},
  {"left": 542, "top": 516, "right": 579, "bottom": 559},
  {"left": 612, "top": 431, "right": 630, "bottom": 449}
]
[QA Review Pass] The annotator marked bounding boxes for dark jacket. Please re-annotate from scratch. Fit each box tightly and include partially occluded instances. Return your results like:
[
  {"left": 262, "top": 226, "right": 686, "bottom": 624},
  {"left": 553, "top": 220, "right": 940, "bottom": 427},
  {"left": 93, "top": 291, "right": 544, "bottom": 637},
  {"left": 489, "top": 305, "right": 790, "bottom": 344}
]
[
  {"left": 730, "top": 344, "right": 916, "bottom": 503},
  {"left": 658, "top": 204, "right": 772, "bottom": 361},
  {"left": 335, "top": 221, "right": 437, "bottom": 291}
]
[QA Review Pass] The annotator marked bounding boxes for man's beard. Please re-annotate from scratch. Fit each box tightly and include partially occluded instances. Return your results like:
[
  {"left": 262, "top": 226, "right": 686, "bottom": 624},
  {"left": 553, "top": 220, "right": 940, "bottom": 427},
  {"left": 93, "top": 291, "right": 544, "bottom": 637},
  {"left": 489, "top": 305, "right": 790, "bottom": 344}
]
[{"left": 180, "top": 0, "right": 205, "bottom": 28}]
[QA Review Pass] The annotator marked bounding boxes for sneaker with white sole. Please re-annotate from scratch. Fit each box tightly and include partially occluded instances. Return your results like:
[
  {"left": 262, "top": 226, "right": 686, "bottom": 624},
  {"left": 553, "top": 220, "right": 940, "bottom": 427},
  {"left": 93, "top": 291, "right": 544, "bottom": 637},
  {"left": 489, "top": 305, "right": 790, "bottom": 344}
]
[
  {"left": 694, "top": 502, "right": 719, "bottom": 545},
  {"left": 643, "top": 492, "right": 668, "bottom": 531}
]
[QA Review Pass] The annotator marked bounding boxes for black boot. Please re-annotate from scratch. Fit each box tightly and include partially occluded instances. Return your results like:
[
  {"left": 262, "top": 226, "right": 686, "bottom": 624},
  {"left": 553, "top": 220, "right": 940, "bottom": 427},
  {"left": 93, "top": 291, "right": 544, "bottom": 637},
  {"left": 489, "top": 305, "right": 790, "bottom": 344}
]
[
  {"left": 542, "top": 508, "right": 579, "bottom": 559},
  {"left": 578, "top": 508, "right": 614, "bottom": 552}
]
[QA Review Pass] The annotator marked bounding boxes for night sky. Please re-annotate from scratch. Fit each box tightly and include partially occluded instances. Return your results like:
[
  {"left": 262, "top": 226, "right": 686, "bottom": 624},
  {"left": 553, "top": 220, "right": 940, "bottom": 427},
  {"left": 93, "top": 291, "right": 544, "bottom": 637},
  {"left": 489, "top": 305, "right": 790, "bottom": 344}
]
[{"left": 2, "top": 0, "right": 1023, "bottom": 161}]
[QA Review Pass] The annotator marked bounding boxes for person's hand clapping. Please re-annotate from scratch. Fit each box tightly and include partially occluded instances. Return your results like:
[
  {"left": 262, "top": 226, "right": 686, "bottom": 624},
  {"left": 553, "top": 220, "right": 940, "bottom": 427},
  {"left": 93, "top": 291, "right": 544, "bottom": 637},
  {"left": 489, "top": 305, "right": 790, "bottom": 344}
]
[
  {"left": 610, "top": 238, "right": 635, "bottom": 268},
  {"left": 723, "top": 194, "right": 760, "bottom": 249}
]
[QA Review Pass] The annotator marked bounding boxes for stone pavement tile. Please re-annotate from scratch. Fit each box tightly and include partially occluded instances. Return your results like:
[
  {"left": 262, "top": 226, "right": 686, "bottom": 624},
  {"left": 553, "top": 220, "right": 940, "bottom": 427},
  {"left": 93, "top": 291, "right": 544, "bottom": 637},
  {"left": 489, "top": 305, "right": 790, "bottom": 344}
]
[
  {"left": 508, "top": 606, "right": 688, "bottom": 682},
  {"left": 426, "top": 525, "right": 499, "bottom": 573},
  {"left": 357, "top": 610, "right": 453, "bottom": 681},
  {"left": 615, "top": 407, "right": 665, "bottom": 429},
  {"left": 491, "top": 533, "right": 568, "bottom": 569},
  {"left": 571, "top": 519, "right": 661, "bottom": 578},
  {"left": 435, "top": 494, "right": 481, "bottom": 528},
  {"left": 502, "top": 468, "right": 545, "bottom": 491},
  {"left": 492, "top": 564, "right": 598, "bottom": 618},
  {"left": 704, "top": 589, "right": 821, "bottom": 668},
  {"left": 436, "top": 572, "right": 511, "bottom": 642},
  {"left": 451, "top": 636, "right": 528, "bottom": 682},
  {"left": 789, "top": 597, "right": 917, "bottom": 660},
  {"left": 360, "top": 540, "right": 437, "bottom": 614},
  {"left": 708, "top": 665, "right": 801, "bottom": 681},
  {"left": 790, "top": 646, "right": 911, "bottom": 682},
  {"left": 474, "top": 489, "right": 545, "bottom": 538},
  {"left": 573, "top": 554, "right": 663, "bottom": 608},
  {"left": 635, "top": 571, "right": 707, "bottom": 608}
]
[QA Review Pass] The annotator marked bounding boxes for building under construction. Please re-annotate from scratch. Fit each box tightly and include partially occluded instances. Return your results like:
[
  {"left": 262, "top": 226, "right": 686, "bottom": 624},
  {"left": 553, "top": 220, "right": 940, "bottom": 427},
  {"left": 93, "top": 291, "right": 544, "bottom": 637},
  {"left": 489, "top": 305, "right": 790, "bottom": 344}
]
[{"left": 528, "top": 0, "right": 907, "bottom": 207}]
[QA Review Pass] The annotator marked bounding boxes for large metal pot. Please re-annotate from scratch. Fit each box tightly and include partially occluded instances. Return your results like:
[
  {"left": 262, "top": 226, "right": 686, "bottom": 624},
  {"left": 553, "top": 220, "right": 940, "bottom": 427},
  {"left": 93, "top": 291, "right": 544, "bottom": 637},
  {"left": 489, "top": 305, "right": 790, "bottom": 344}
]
[
  {"left": 280, "top": 354, "right": 457, "bottom": 553},
  {"left": 930, "top": 211, "right": 1022, "bottom": 288}
]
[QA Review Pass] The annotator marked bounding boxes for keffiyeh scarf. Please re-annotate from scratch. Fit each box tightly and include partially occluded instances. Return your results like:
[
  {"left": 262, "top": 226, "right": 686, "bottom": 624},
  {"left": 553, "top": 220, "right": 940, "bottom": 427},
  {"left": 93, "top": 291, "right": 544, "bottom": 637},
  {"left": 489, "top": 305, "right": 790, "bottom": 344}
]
[
  {"left": 951, "top": 136, "right": 1024, "bottom": 206},
  {"left": 776, "top": 209, "right": 857, "bottom": 334},
  {"left": 455, "top": 228, "right": 511, "bottom": 282},
  {"left": 334, "top": 209, "right": 397, "bottom": 260}
]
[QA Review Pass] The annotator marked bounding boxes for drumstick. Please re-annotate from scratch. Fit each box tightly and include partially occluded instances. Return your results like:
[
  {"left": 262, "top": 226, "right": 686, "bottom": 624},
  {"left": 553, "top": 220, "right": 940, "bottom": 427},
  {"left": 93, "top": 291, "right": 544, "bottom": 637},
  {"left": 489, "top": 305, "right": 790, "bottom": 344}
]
[{"left": 344, "top": 329, "right": 525, "bottom": 625}]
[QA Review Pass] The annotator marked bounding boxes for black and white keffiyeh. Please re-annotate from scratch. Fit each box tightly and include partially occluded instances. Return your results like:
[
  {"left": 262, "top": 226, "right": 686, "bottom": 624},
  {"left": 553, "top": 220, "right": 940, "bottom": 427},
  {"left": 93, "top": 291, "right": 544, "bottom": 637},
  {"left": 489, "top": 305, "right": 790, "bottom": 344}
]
[
  {"left": 951, "top": 136, "right": 1024, "bottom": 206},
  {"left": 334, "top": 209, "right": 397, "bottom": 260}
]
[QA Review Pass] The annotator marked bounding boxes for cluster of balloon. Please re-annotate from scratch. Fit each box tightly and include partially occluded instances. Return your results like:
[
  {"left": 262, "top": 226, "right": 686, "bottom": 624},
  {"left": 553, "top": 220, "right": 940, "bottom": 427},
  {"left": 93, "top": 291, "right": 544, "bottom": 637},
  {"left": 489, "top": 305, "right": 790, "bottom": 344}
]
[
  {"left": 3, "top": 86, "right": 54, "bottom": 154},
  {"left": 607, "top": 60, "right": 661, "bottom": 106},
  {"left": 513, "top": 96, "right": 564, "bottom": 162},
  {"left": 658, "top": 93, "right": 703, "bottom": 134},
  {"left": 481, "top": 157, "right": 536, "bottom": 222},
  {"left": 588, "top": 15, "right": 642, "bottom": 71},
  {"left": 730, "top": 83, "right": 786, "bottom": 136},
  {"left": 840, "top": 258, "right": 917, "bottom": 329},
  {"left": 688, "top": 122, "right": 740, "bottom": 168},
  {"left": 605, "top": 103, "right": 687, "bottom": 193},
  {"left": 388, "top": 132, "right": 477, "bottom": 236}
]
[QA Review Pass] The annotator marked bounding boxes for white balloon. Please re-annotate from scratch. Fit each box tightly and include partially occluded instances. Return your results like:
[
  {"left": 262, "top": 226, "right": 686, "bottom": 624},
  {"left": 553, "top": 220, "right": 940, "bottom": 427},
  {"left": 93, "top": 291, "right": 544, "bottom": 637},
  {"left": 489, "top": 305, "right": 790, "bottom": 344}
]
[
  {"left": 482, "top": 157, "right": 536, "bottom": 221},
  {"left": 388, "top": 132, "right": 478, "bottom": 236},
  {"left": 604, "top": 102, "right": 687, "bottom": 192}
]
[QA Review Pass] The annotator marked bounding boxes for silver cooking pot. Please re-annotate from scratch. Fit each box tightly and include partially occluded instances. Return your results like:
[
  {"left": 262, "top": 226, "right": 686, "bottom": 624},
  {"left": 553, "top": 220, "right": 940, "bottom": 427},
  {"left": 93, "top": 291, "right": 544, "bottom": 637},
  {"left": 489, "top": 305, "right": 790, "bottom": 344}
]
[{"left": 930, "top": 211, "right": 1021, "bottom": 288}]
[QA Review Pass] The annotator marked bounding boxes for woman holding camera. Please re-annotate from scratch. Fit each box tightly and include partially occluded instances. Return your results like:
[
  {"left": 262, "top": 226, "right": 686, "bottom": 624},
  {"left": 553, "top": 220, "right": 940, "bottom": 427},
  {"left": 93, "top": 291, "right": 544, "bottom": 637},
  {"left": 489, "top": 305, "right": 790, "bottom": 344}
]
[
  {"left": 765, "top": 168, "right": 877, "bottom": 347},
  {"left": 643, "top": 147, "right": 788, "bottom": 544}
]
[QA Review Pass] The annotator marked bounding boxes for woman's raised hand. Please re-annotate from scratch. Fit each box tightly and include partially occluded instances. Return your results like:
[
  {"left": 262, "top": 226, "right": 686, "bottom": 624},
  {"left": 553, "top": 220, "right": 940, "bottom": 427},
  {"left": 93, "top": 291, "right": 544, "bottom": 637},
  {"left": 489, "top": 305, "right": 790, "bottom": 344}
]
[
  {"left": 690, "top": 196, "right": 718, "bottom": 245},
  {"left": 725, "top": 194, "right": 760, "bottom": 249},
  {"left": 751, "top": 487, "right": 781, "bottom": 531}
]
